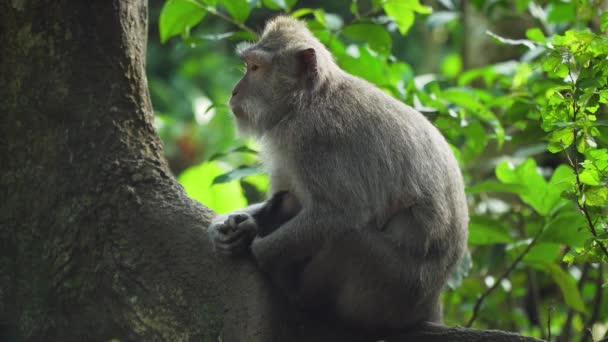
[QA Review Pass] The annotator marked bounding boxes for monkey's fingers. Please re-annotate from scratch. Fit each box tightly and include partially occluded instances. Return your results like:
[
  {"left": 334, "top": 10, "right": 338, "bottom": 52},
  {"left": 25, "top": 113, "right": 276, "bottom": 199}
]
[
  {"left": 217, "top": 223, "right": 234, "bottom": 234},
  {"left": 217, "top": 226, "right": 253, "bottom": 243},
  {"left": 227, "top": 213, "right": 256, "bottom": 228}
]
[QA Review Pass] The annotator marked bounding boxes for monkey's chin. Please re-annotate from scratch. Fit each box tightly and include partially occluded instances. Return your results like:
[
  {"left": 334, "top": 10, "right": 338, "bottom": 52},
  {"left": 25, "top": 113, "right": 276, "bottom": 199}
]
[
  {"left": 235, "top": 120, "right": 254, "bottom": 137},
  {"left": 231, "top": 105, "right": 247, "bottom": 119}
]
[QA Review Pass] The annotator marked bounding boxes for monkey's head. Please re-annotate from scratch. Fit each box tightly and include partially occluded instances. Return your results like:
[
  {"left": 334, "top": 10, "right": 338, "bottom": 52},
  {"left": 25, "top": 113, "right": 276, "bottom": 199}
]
[{"left": 229, "top": 16, "right": 338, "bottom": 135}]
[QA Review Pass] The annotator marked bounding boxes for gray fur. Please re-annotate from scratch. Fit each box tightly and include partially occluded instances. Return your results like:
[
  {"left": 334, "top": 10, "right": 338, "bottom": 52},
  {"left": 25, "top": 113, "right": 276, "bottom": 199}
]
[{"left": 208, "top": 16, "right": 468, "bottom": 331}]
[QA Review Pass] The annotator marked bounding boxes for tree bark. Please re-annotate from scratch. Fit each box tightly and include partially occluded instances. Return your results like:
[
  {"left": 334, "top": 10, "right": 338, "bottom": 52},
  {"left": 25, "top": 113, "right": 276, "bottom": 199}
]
[{"left": 0, "top": 1, "right": 542, "bottom": 341}]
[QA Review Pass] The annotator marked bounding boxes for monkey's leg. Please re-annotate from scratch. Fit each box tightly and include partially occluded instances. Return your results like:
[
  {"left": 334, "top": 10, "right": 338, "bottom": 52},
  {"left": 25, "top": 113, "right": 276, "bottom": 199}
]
[{"left": 255, "top": 209, "right": 449, "bottom": 330}]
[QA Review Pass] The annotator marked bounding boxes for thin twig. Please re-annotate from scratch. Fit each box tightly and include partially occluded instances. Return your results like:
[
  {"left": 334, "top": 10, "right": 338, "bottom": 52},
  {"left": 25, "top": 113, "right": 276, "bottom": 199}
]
[
  {"left": 547, "top": 306, "right": 553, "bottom": 342},
  {"left": 579, "top": 264, "right": 605, "bottom": 342},
  {"left": 189, "top": 0, "right": 257, "bottom": 36},
  {"left": 466, "top": 230, "right": 543, "bottom": 327}
]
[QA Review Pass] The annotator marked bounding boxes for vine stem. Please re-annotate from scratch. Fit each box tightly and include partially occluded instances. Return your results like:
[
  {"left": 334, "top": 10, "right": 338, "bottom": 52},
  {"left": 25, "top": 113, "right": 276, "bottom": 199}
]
[
  {"left": 466, "top": 230, "right": 543, "bottom": 327},
  {"left": 565, "top": 64, "right": 608, "bottom": 260}
]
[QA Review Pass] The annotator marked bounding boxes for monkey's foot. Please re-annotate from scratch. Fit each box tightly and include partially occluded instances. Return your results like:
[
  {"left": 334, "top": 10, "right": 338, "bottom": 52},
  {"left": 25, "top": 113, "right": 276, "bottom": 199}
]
[{"left": 209, "top": 213, "right": 257, "bottom": 257}]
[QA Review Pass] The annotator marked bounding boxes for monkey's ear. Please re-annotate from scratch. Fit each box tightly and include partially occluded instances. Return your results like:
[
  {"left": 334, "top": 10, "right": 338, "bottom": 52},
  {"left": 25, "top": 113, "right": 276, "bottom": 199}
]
[{"left": 297, "top": 48, "right": 317, "bottom": 78}]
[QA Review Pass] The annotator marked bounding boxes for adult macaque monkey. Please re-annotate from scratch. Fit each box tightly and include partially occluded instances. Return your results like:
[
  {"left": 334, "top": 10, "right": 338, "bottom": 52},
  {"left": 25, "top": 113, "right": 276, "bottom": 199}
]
[{"left": 207, "top": 16, "right": 469, "bottom": 331}]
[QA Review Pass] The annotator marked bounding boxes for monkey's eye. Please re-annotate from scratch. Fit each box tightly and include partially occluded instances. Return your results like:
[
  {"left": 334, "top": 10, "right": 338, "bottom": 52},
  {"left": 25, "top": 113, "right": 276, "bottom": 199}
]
[{"left": 250, "top": 64, "right": 259, "bottom": 71}]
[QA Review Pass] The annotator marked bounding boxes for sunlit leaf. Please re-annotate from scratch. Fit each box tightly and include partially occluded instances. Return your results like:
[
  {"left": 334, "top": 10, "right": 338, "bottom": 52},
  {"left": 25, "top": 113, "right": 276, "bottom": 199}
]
[
  {"left": 178, "top": 161, "right": 247, "bottom": 213},
  {"left": 291, "top": 8, "right": 313, "bottom": 18},
  {"left": 547, "top": 127, "right": 574, "bottom": 153},
  {"left": 495, "top": 159, "right": 568, "bottom": 215},
  {"left": 525, "top": 28, "right": 546, "bottom": 44},
  {"left": 383, "top": 0, "right": 431, "bottom": 35},
  {"left": 263, "top": 0, "right": 297, "bottom": 11},
  {"left": 209, "top": 145, "right": 258, "bottom": 161},
  {"left": 213, "top": 164, "right": 265, "bottom": 184},
  {"left": 159, "top": 0, "right": 207, "bottom": 43},
  {"left": 441, "top": 53, "right": 462, "bottom": 78},
  {"left": 579, "top": 169, "right": 600, "bottom": 186},
  {"left": 220, "top": 0, "right": 251, "bottom": 24},
  {"left": 585, "top": 186, "right": 608, "bottom": 206}
]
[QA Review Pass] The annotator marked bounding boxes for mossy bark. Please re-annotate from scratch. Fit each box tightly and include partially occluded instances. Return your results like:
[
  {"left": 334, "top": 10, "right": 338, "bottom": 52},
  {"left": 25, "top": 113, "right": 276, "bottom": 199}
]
[{"left": 0, "top": 1, "right": 542, "bottom": 341}]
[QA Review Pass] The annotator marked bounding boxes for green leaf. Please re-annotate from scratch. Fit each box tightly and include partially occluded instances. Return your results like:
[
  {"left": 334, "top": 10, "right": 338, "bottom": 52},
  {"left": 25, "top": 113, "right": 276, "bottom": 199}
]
[
  {"left": 342, "top": 24, "right": 392, "bottom": 54},
  {"left": 339, "top": 46, "right": 387, "bottom": 85},
  {"left": 585, "top": 186, "right": 608, "bottom": 206},
  {"left": 547, "top": 264, "right": 586, "bottom": 312},
  {"left": 383, "top": 0, "right": 431, "bottom": 35},
  {"left": 212, "top": 164, "right": 265, "bottom": 184},
  {"left": 525, "top": 28, "right": 546, "bottom": 44},
  {"left": 547, "top": 1, "right": 577, "bottom": 24},
  {"left": 291, "top": 8, "right": 314, "bottom": 18},
  {"left": 602, "top": 12, "right": 608, "bottom": 32},
  {"left": 548, "top": 164, "right": 575, "bottom": 192},
  {"left": 178, "top": 161, "right": 247, "bottom": 213},
  {"left": 515, "top": 0, "right": 530, "bottom": 13},
  {"left": 384, "top": 4, "right": 414, "bottom": 35},
  {"left": 563, "top": 244, "right": 607, "bottom": 265},
  {"left": 495, "top": 159, "right": 567, "bottom": 215},
  {"left": 441, "top": 53, "right": 462, "bottom": 78},
  {"left": 518, "top": 242, "right": 561, "bottom": 265},
  {"left": 159, "top": 0, "right": 207, "bottom": 43},
  {"left": 350, "top": 0, "right": 359, "bottom": 17},
  {"left": 547, "top": 127, "right": 574, "bottom": 153},
  {"left": 208, "top": 145, "right": 258, "bottom": 161},
  {"left": 541, "top": 211, "right": 590, "bottom": 247},
  {"left": 468, "top": 216, "right": 513, "bottom": 245},
  {"left": 440, "top": 88, "right": 504, "bottom": 146},
  {"left": 466, "top": 180, "right": 527, "bottom": 195},
  {"left": 241, "top": 173, "right": 270, "bottom": 194},
  {"left": 579, "top": 169, "right": 600, "bottom": 185},
  {"left": 263, "top": 0, "right": 297, "bottom": 11},
  {"left": 220, "top": 0, "right": 251, "bottom": 24}
]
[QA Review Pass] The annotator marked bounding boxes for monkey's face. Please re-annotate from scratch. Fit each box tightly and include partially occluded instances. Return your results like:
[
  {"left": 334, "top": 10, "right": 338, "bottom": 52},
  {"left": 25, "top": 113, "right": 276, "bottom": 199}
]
[
  {"left": 229, "top": 48, "right": 278, "bottom": 136},
  {"left": 230, "top": 22, "right": 324, "bottom": 136}
]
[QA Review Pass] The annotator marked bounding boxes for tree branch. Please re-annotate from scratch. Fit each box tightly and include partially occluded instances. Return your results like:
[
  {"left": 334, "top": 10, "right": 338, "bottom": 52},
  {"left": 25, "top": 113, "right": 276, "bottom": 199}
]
[{"left": 466, "top": 230, "right": 542, "bottom": 327}]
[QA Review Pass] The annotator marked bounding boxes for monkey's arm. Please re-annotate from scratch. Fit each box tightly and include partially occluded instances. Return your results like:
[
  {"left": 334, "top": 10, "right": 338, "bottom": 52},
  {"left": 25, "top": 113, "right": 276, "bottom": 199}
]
[{"left": 250, "top": 205, "right": 353, "bottom": 270}]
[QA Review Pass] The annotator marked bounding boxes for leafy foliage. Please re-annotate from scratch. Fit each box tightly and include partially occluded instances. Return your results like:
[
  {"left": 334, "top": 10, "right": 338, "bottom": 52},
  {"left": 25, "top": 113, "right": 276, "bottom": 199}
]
[{"left": 149, "top": 0, "right": 608, "bottom": 340}]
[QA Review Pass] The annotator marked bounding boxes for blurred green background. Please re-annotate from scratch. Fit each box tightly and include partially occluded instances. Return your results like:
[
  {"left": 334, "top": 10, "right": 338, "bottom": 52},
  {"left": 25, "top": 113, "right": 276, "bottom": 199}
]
[{"left": 146, "top": 0, "right": 608, "bottom": 340}]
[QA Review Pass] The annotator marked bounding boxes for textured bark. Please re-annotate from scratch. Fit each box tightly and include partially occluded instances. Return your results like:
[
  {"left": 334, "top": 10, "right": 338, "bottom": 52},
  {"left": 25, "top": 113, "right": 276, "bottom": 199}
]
[{"left": 0, "top": 1, "right": 542, "bottom": 341}]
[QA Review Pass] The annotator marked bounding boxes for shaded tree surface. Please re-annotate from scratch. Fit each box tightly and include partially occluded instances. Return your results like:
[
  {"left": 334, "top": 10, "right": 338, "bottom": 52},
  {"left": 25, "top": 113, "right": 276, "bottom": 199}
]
[{"left": 0, "top": 1, "right": 543, "bottom": 341}]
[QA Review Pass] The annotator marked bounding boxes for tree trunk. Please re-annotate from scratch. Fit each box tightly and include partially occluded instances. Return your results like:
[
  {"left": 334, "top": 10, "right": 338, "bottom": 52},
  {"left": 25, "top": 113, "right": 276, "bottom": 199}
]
[{"left": 0, "top": 1, "right": 542, "bottom": 341}]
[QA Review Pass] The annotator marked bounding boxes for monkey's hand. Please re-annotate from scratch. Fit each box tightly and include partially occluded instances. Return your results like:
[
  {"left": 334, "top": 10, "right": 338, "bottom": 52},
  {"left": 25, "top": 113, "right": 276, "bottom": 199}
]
[{"left": 208, "top": 213, "right": 258, "bottom": 257}]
